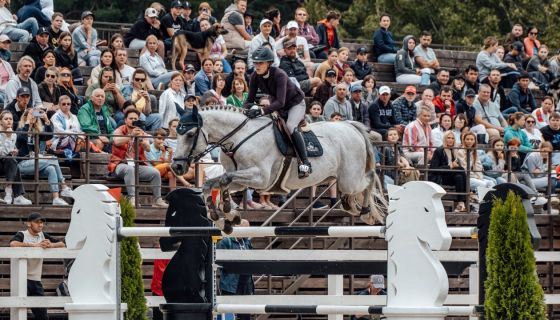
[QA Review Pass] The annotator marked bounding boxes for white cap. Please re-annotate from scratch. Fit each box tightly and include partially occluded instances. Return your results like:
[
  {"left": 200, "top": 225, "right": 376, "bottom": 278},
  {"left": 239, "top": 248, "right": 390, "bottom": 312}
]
[
  {"left": 0, "top": 34, "right": 11, "bottom": 43},
  {"left": 145, "top": 7, "right": 158, "bottom": 18},
  {"left": 370, "top": 275, "right": 385, "bottom": 289},
  {"left": 286, "top": 20, "right": 298, "bottom": 29},
  {"left": 259, "top": 18, "right": 272, "bottom": 28},
  {"left": 379, "top": 86, "right": 391, "bottom": 95}
]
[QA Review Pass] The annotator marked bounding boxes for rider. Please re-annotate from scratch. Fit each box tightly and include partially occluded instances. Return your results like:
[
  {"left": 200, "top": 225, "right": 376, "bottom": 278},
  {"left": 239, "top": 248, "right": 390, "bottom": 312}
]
[{"left": 243, "top": 47, "right": 312, "bottom": 178}]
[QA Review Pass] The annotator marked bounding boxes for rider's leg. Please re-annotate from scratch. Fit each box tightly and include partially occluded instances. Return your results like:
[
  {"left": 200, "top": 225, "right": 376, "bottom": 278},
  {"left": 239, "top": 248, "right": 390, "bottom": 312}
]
[{"left": 287, "top": 100, "right": 312, "bottom": 178}]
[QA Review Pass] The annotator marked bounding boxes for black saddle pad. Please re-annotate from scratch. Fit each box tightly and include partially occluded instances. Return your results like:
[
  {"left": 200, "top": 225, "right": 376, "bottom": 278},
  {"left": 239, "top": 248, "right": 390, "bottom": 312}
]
[{"left": 273, "top": 124, "right": 323, "bottom": 158}]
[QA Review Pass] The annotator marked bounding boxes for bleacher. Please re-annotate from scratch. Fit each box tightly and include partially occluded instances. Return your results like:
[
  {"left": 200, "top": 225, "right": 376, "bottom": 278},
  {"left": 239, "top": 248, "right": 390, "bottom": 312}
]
[{"left": 0, "top": 27, "right": 559, "bottom": 320}]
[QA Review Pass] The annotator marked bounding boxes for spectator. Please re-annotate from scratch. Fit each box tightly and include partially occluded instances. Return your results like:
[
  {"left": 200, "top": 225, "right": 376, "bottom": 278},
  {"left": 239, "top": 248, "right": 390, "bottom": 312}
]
[
  {"left": 313, "top": 68, "right": 336, "bottom": 106},
  {"left": 324, "top": 83, "right": 352, "bottom": 120},
  {"left": 159, "top": 72, "right": 186, "bottom": 128},
  {"left": 139, "top": 35, "right": 176, "bottom": 89},
  {"left": 504, "top": 112, "right": 533, "bottom": 157},
  {"left": 457, "top": 131, "right": 496, "bottom": 191},
  {"left": 527, "top": 45, "right": 554, "bottom": 85},
  {"left": 483, "top": 69, "right": 508, "bottom": 112},
  {"left": 47, "top": 12, "right": 64, "bottom": 47},
  {"left": 523, "top": 114, "right": 543, "bottom": 149},
  {"left": 85, "top": 67, "right": 126, "bottom": 125},
  {"left": 109, "top": 107, "right": 169, "bottom": 207},
  {"left": 221, "top": 0, "right": 252, "bottom": 51},
  {"left": 341, "top": 68, "right": 355, "bottom": 91},
  {"left": 334, "top": 47, "right": 350, "bottom": 82},
  {"left": 54, "top": 32, "right": 84, "bottom": 85},
  {"left": 5, "top": 87, "right": 32, "bottom": 129},
  {"left": 115, "top": 48, "right": 136, "bottom": 86},
  {"left": 57, "top": 67, "right": 82, "bottom": 115},
  {"left": 351, "top": 47, "right": 374, "bottom": 81},
  {"left": 160, "top": 0, "right": 188, "bottom": 49},
  {"left": 180, "top": 63, "right": 196, "bottom": 96},
  {"left": 23, "top": 27, "right": 53, "bottom": 69},
  {"left": 361, "top": 75, "right": 378, "bottom": 106},
  {"left": 482, "top": 138, "right": 507, "bottom": 185},
  {"left": 125, "top": 8, "right": 165, "bottom": 58},
  {"left": 507, "top": 138, "right": 547, "bottom": 202},
  {"left": 10, "top": 213, "right": 65, "bottom": 319},
  {"left": 0, "top": 36, "right": 14, "bottom": 103},
  {"left": 0, "top": 110, "right": 32, "bottom": 204},
  {"left": 464, "top": 65, "right": 480, "bottom": 93},
  {"left": 451, "top": 74, "right": 466, "bottom": 102},
  {"left": 403, "top": 106, "right": 433, "bottom": 165},
  {"left": 276, "top": 21, "right": 315, "bottom": 75},
  {"left": 208, "top": 73, "right": 227, "bottom": 105},
  {"left": 216, "top": 218, "right": 255, "bottom": 320},
  {"left": 189, "top": 2, "right": 217, "bottom": 32},
  {"left": 433, "top": 85, "right": 456, "bottom": 118},
  {"left": 522, "top": 141, "right": 556, "bottom": 191},
  {"left": 215, "top": 59, "right": 225, "bottom": 74},
  {"left": 523, "top": 26, "right": 540, "bottom": 58},
  {"left": 414, "top": 31, "right": 440, "bottom": 78},
  {"left": 0, "top": 33, "right": 11, "bottom": 61},
  {"left": 305, "top": 100, "right": 327, "bottom": 123},
  {"left": 532, "top": 96, "right": 553, "bottom": 129},
  {"left": 147, "top": 128, "right": 190, "bottom": 191},
  {"left": 72, "top": 11, "right": 101, "bottom": 66},
  {"left": 507, "top": 72, "right": 537, "bottom": 114},
  {"left": 279, "top": 38, "right": 322, "bottom": 95},
  {"left": 503, "top": 41, "right": 525, "bottom": 71},
  {"left": 429, "top": 130, "right": 467, "bottom": 212},
  {"left": 316, "top": 11, "right": 341, "bottom": 59},
  {"left": 351, "top": 275, "right": 386, "bottom": 320},
  {"left": 37, "top": 66, "right": 60, "bottom": 113},
  {"left": 383, "top": 127, "right": 419, "bottom": 186},
  {"left": 314, "top": 48, "right": 338, "bottom": 81},
  {"left": 183, "top": 93, "right": 197, "bottom": 111},
  {"left": 265, "top": 8, "right": 281, "bottom": 39},
  {"left": 223, "top": 59, "right": 248, "bottom": 97},
  {"left": 77, "top": 88, "right": 114, "bottom": 152},
  {"left": 194, "top": 58, "right": 214, "bottom": 96},
  {"left": 50, "top": 95, "right": 84, "bottom": 154},
  {"left": 476, "top": 36, "right": 519, "bottom": 88},
  {"left": 414, "top": 88, "right": 436, "bottom": 124},
  {"left": 504, "top": 24, "right": 523, "bottom": 52},
  {"left": 34, "top": 50, "right": 55, "bottom": 83},
  {"left": 474, "top": 84, "right": 507, "bottom": 140},
  {"left": 392, "top": 85, "right": 418, "bottom": 125},
  {"left": 431, "top": 113, "right": 453, "bottom": 148},
  {"left": 540, "top": 112, "right": 560, "bottom": 165},
  {"left": 89, "top": 49, "right": 121, "bottom": 87},
  {"left": 248, "top": 19, "right": 279, "bottom": 71},
  {"left": 0, "top": 0, "right": 37, "bottom": 42},
  {"left": 455, "top": 88, "right": 477, "bottom": 126},
  {"left": 293, "top": 7, "right": 319, "bottom": 51},
  {"left": 372, "top": 13, "right": 396, "bottom": 64},
  {"left": 16, "top": 108, "right": 74, "bottom": 205},
  {"left": 349, "top": 84, "right": 369, "bottom": 127},
  {"left": 452, "top": 114, "right": 468, "bottom": 143},
  {"left": 226, "top": 77, "right": 248, "bottom": 108},
  {"left": 121, "top": 69, "right": 162, "bottom": 131},
  {"left": 395, "top": 35, "right": 422, "bottom": 84},
  {"left": 6, "top": 56, "right": 42, "bottom": 109},
  {"left": 369, "top": 85, "right": 398, "bottom": 136},
  {"left": 109, "top": 33, "right": 125, "bottom": 51},
  {"left": 15, "top": 0, "right": 50, "bottom": 28},
  {"left": 428, "top": 69, "right": 450, "bottom": 96},
  {"left": 197, "top": 21, "right": 230, "bottom": 74},
  {"left": 244, "top": 12, "right": 253, "bottom": 36},
  {"left": 495, "top": 46, "right": 505, "bottom": 61}
]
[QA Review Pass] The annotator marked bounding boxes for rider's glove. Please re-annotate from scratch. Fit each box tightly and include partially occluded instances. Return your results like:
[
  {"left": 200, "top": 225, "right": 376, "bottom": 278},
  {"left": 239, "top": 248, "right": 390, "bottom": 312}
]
[{"left": 246, "top": 107, "right": 264, "bottom": 119}]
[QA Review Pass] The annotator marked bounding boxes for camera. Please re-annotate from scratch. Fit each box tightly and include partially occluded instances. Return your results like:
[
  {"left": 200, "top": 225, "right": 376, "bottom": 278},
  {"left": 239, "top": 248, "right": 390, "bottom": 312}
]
[
  {"left": 132, "top": 120, "right": 146, "bottom": 130},
  {"left": 32, "top": 109, "right": 42, "bottom": 117}
]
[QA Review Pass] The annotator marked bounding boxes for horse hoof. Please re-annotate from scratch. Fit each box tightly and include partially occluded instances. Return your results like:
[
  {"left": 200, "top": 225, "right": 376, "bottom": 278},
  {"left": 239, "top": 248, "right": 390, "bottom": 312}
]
[
  {"left": 215, "top": 218, "right": 226, "bottom": 231},
  {"left": 360, "top": 206, "right": 371, "bottom": 215},
  {"left": 360, "top": 213, "right": 376, "bottom": 225},
  {"left": 222, "top": 220, "right": 233, "bottom": 234},
  {"left": 207, "top": 201, "right": 220, "bottom": 221},
  {"left": 231, "top": 213, "right": 241, "bottom": 225},
  {"left": 223, "top": 200, "right": 231, "bottom": 213}
]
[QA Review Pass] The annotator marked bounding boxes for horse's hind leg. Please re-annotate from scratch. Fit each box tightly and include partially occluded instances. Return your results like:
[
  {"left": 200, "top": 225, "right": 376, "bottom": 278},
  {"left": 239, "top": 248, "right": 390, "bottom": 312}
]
[{"left": 221, "top": 189, "right": 241, "bottom": 225}]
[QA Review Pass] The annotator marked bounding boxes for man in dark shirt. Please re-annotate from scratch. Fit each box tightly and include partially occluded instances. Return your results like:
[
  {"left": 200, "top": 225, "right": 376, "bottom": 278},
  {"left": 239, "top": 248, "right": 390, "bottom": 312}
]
[
  {"left": 279, "top": 38, "right": 321, "bottom": 95},
  {"left": 464, "top": 65, "right": 480, "bottom": 93},
  {"left": 124, "top": 8, "right": 164, "bottom": 57},
  {"left": 503, "top": 41, "right": 525, "bottom": 71},
  {"left": 223, "top": 59, "right": 249, "bottom": 97},
  {"left": 368, "top": 85, "right": 399, "bottom": 136},
  {"left": 455, "top": 89, "right": 477, "bottom": 128},
  {"left": 5, "top": 87, "right": 31, "bottom": 129},
  {"left": 160, "top": 1, "right": 188, "bottom": 49},
  {"left": 23, "top": 27, "right": 53, "bottom": 70},
  {"left": 507, "top": 72, "right": 536, "bottom": 114},
  {"left": 428, "top": 69, "right": 450, "bottom": 96},
  {"left": 351, "top": 47, "right": 374, "bottom": 80},
  {"left": 349, "top": 84, "right": 370, "bottom": 128},
  {"left": 48, "top": 13, "right": 64, "bottom": 47},
  {"left": 482, "top": 68, "right": 508, "bottom": 112},
  {"left": 313, "top": 69, "right": 336, "bottom": 106},
  {"left": 540, "top": 112, "right": 560, "bottom": 164}
]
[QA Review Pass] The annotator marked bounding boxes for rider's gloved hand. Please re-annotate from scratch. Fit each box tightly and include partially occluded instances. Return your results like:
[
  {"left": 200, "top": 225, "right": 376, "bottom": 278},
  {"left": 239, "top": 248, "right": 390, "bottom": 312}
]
[{"left": 246, "top": 106, "right": 264, "bottom": 119}]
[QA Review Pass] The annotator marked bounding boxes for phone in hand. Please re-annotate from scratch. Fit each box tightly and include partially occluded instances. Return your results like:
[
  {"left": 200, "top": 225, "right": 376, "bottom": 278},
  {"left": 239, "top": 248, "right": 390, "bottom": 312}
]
[{"left": 32, "top": 109, "right": 41, "bottom": 117}]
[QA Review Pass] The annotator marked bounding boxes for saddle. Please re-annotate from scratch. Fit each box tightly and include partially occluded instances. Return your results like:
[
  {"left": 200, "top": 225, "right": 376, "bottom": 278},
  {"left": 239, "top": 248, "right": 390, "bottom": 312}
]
[{"left": 272, "top": 116, "right": 323, "bottom": 158}]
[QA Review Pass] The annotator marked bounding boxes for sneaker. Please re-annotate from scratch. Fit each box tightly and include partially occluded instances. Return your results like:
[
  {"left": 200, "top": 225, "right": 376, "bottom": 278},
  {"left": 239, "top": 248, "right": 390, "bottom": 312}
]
[
  {"left": 153, "top": 198, "right": 169, "bottom": 208},
  {"left": 531, "top": 196, "right": 548, "bottom": 206},
  {"left": 60, "top": 187, "right": 74, "bottom": 198},
  {"left": 13, "top": 195, "right": 32, "bottom": 205},
  {"left": 52, "top": 197, "right": 69, "bottom": 206},
  {"left": 4, "top": 194, "right": 12, "bottom": 204},
  {"left": 313, "top": 201, "right": 328, "bottom": 209}
]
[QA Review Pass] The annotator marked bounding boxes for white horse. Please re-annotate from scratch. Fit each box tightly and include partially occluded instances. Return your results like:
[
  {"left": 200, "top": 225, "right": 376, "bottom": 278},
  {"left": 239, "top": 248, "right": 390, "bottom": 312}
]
[
  {"left": 171, "top": 105, "right": 386, "bottom": 232},
  {"left": 386, "top": 181, "right": 452, "bottom": 308},
  {"left": 65, "top": 184, "right": 119, "bottom": 305}
]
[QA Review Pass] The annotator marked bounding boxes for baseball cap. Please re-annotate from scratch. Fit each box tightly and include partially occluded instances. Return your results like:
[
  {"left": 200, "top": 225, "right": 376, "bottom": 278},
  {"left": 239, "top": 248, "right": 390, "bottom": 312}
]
[
  {"left": 326, "top": 69, "right": 336, "bottom": 78},
  {"left": 370, "top": 275, "right": 385, "bottom": 289},
  {"left": 37, "top": 27, "right": 49, "bottom": 35},
  {"left": 28, "top": 212, "right": 45, "bottom": 222},
  {"left": 184, "top": 63, "right": 195, "bottom": 72},
  {"left": 184, "top": 94, "right": 196, "bottom": 101},
  {"left": 283, "top": 38, "right": 296, "bottom": 49},
  {"left": 171, "top": 0, "right": 184, "bottom": 8},
  {"left": 145, "top": 7, "right": 158, "bottom": 18},
  {"left": 465, "top": 88, "right": 476, "bottom": 97},
  {"left": 404, "top": 86, "right": 416, "bottom": 94},
  {"left": 512, "top": 41, "right": 524, "bottom": 51},
  {"left": 17, "top": 87, "right": 31, "bottom": 96},
  {"left": 379, "top": 86, "right": 391, "bottom": 95},
  {"left": 518, "top": 71, "right": 530, "bottom": 79},
  {"left": 286, "top": 21, "right": 298, "bottom": 30},
  {"left": 183, "top": 1, "right": 191, "bottom": 8},
  {"left": 0, "top": 34, "right": 11, "bottom": 43},
  {"left": 357, "top": 47, "right": 368, "bottom": 55},
  {"left": 350, "top": 84, "right": 362, "bottom": 92},
  {"left": 81, "top": 11, "right": 94, "bottom": 20},
  {"left": 259, "top": 18, "right": 272, "bottom": 28}
]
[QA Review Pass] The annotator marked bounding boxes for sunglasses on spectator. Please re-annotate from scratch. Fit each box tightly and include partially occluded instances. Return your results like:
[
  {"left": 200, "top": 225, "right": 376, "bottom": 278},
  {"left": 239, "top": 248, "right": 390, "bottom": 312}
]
[
  {"left": 297, "top": 13, "right": 307, "bottom": 16},
  {"left": 60, "top": 102, "right": 71, "bottom": 106},
  {"left": 530, "top": 32, "right": 538, "bottom": 35},
  {"left": 45, "top": 74, "right": 56, "bottom": 78},
  {"left": 60, "top": 73, "right": 71, "bottom": 77},
  {"left": 134, "top": 78, "right": 146, "bottom": 82},
  {"left": 526, "top": 120, "right": 535, "bottom": 124}
]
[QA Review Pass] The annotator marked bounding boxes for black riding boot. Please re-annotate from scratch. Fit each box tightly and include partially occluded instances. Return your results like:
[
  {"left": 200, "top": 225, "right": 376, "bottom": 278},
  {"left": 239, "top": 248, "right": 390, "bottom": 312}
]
[{"left": 291, "top": 130, "right": 312, "bottom": 178}]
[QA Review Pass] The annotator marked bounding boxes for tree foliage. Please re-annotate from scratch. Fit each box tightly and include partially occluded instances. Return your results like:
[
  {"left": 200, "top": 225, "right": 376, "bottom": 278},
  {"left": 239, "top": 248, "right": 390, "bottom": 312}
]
[{"left": 484, "top": 191, "right": 546, "bottom": 320}]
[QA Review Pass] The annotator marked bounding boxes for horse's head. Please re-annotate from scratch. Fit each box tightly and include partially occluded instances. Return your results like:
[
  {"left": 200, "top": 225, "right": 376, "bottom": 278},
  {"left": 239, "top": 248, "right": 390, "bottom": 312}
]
[
  {"left": 387, "top": 181, "right": 451, "bottom": 251},
  {"left": 172, "top": 106, "right": 206, "bottom": 175}
]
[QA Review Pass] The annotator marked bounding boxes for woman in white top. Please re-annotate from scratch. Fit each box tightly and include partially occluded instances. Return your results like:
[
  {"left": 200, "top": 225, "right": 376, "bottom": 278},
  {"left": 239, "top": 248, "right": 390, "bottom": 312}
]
[
  {"left": 431, "top": 113, "right": 453, "bottom": 148},
  {"left": 158, "top": 72, "right": 186, "bottom": 129},
  {"left": 0, "top": 51, "right": 14, "bottom": 103},
  {"left": 247, "top": 19, "right": 279, "bottom": 71},
  {"left": 50, "top": 95, "right": 84, "bottom": 152},
  {"left": 139, "top": 35, "right": 175, "bottom": 89},
  {"left": 523, "top": 114, "right": 543, "bottom": 149},
  {"left": 208, "top": 73, "right": 227, "bottom": 106}
]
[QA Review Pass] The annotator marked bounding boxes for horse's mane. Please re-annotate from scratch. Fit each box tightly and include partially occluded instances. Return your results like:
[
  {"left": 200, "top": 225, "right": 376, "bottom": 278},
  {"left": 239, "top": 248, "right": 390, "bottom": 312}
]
[{"left": 199, "top": 104, "right": 245, "bottom": 114}]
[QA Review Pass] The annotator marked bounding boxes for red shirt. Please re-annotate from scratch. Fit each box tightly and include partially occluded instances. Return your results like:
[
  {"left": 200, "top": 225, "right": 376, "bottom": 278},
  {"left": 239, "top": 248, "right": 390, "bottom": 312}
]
[{"left": 151, "top": 259, "right": 170, "bottom": 296}]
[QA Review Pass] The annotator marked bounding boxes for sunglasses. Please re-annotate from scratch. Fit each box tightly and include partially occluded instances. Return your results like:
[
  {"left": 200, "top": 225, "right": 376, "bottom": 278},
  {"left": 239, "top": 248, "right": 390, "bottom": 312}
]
[
  {"left": 526, "top": 120, "right": 535, "bottom": 124},
  {"left": 60, "top": 102, "right": 71, "bottom": 106},
  {"left": 530, "top": 32, "right": 538, "bottom": 35},
  {"left": 60, "top": 73, "right": 71, "bottom": 77},
  {"left": 134, "top": 78, "right": 146, "bottom": 82},
  {"left": 45, "top": 74, "right": 56, "bottom": 78},
  {"left": 296, "top": 13, "right": 307, "bottom": 16}
]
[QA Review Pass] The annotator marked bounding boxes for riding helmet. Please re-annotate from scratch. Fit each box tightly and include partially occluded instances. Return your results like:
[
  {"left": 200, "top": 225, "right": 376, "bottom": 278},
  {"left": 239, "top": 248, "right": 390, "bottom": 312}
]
[{"left": 252, "top": 47, "right": 275, "bottom": 62}]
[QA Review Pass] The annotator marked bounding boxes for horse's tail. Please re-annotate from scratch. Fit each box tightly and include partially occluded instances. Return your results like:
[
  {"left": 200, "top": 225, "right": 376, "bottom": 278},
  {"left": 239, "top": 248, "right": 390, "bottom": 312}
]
[{"left": 348, "top": 121, "right": 375, "bottom": 173}]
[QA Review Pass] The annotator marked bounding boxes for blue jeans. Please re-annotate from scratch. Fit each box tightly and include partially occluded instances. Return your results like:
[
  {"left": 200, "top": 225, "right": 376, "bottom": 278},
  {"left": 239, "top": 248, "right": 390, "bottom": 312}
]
[
  {"left": 377, "top": 53, "right": 396, "bottom": 64},
  {"left": 17, "top": 3, "right": 51, "bottom": 28},
  {"left": 18, "top": 158, "right": 65, "bottom": 193},
  {"left": 142, "top": 113, "right": 163, "bottom": 131},
  {"left": 221, "top": 58, "right": 232, "bottom": 74},
  {"left": 151, "top": 72, "right": 175, "bottom": 89},
  {"left": 501, "top": 106, "right": 529, "bottom": 117},
  {"left": 3, "top": 18, "right": 38, "bottom": 42},
  {"left": 78, "top": 49, "right": 101, "bottom": 66}
]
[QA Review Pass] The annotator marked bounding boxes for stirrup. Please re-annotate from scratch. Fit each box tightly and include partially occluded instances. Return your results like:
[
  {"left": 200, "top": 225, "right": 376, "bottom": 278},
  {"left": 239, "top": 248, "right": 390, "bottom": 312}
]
[{"left": 298, "top": 163, "right": 312, "bottom": 178}]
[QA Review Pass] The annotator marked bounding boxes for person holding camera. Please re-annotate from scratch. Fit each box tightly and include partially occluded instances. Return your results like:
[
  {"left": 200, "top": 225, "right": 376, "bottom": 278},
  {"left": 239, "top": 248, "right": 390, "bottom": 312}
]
[
  {"left": 85, "top": 66, "right": 125, "bottom": 127},
  {"left": 121, "top": 68, "right": 162, "bottom": 131},
  {"left": 109, "top": 106, "right": 168, "bottom": 208}
]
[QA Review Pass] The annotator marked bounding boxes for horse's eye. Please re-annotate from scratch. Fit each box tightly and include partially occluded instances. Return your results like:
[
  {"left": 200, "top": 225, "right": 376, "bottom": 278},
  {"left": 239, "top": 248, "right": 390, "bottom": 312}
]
[{"left": 187, "top": 131, "right": 195, "bottom": 138}]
